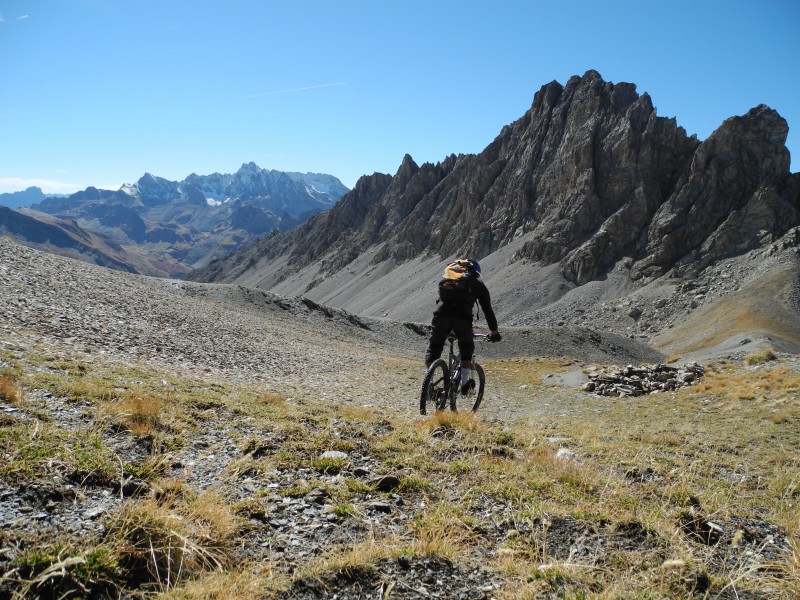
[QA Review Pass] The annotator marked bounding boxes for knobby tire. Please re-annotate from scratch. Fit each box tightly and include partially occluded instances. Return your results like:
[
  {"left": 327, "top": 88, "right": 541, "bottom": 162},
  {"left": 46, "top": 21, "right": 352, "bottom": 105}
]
[
  {"left": 420, "top": 359, "right": 449, "bottom": 415},
  {"left": 469, "top": 362, "right": 486, "bottom": 412},
  {"left": 449, "top": 362, "right": 486, "bottom": 412}
]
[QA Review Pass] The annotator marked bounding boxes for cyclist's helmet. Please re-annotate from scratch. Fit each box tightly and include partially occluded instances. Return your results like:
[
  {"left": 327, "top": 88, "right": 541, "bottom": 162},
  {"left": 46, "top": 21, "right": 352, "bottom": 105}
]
[{"left": 468, "top": 258, "right": 481, "bottom": 274}]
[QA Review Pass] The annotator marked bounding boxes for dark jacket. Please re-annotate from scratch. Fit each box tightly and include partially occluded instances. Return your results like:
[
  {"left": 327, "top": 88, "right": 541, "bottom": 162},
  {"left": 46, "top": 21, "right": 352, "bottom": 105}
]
[{"left": 434, "top": 276, "right": 498, "bottom": 331}]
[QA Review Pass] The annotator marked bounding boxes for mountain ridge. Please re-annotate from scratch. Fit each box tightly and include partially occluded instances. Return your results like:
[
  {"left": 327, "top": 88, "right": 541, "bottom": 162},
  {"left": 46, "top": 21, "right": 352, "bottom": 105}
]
[
  {"left": 0, "top": 206, "right": 158, "bottom": 274},
  {"left": 188, "top": 70, "right": 799, "bottom": 352}
]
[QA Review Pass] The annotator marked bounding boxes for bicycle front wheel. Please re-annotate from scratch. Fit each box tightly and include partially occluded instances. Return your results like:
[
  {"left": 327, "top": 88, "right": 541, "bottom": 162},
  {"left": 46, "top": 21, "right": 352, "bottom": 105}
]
[
  {"left": 469, "top": 363, "right": 486, "bottom": 412},
  {"left": 420, "top": 359, "right": 449, "bottom": 415}
]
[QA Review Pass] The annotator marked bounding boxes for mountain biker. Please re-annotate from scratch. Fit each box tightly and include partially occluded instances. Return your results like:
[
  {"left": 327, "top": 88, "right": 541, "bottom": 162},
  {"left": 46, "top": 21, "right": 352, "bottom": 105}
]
[{"left": 425, "top": 258, "right": 501, "bottom": 394}]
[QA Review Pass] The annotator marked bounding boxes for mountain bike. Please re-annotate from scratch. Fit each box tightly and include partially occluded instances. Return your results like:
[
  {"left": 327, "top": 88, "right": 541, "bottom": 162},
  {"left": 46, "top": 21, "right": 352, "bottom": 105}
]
[{"left": 420, "top": 332, "right": 492, "bottom": 415}]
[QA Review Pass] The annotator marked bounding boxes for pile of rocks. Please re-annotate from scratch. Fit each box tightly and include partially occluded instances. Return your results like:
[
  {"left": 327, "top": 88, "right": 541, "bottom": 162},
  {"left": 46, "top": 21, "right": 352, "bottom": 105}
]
[{"left": 581, "top": 363, "right": 705, "bottom": 397}]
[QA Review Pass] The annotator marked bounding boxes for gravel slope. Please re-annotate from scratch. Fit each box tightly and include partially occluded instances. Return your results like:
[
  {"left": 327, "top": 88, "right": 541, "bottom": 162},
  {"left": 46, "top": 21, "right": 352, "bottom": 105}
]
[{"left": 2, "top": 237, "right": 663, "bottom": 422}]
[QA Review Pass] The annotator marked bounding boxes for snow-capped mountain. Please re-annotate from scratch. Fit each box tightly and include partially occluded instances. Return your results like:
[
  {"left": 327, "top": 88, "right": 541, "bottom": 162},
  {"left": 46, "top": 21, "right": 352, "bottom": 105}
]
[{"left": 28, "top": 163, "right": 349, "bottom": 276}]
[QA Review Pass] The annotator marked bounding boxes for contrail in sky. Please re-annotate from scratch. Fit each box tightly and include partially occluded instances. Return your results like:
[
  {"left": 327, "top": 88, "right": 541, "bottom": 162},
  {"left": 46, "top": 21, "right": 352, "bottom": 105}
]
[{"left": 240, "top": 82, "right": 346, "bottom": 99}]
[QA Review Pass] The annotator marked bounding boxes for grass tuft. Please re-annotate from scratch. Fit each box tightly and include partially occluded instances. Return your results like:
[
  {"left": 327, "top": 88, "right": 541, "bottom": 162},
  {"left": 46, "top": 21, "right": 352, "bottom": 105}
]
[
  {"left": 103, "top": 488, "right": 238, "bottom": 589},
  {"left": 744, "top": 347, "right": 777, "bottom": 365},
  {"left": 100, "top": 392, "right": 163, "bottom": 436},
  {"left": 12, "top": 544, "right": 123, "bottom": 598},
  {"left": 258, "top": 392, "right": 286, "bottom": 405},
  {"left": 0, "top": 373, "right": 23, "bottom": 404}
]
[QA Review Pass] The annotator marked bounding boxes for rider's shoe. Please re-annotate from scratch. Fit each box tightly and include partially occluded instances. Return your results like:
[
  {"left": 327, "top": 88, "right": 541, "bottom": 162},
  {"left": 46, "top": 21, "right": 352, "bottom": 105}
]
[{"left": 461, "top": 379, "right": 475, "bottom": 395}]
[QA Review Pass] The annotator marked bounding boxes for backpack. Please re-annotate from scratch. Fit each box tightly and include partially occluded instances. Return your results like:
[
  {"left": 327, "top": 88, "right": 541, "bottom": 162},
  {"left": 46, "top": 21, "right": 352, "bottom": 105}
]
[{"left": 438, "top": 259, "right": 476, "bottom": 307}]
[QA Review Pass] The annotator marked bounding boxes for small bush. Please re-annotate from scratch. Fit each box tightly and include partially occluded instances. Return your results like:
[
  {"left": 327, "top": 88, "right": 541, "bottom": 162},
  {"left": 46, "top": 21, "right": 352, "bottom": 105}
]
[
  {"left": 0, "top": 375, "right": 23, "bottom": 404},
  {"left": 744, "top": 347, "right": 777, "bottom": 366}
]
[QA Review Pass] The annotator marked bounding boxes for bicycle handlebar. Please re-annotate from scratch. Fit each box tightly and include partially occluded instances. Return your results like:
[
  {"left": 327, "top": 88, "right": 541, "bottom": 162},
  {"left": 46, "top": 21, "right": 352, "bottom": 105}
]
[
  {"left": 473, "top": 333, "right": 499, "bottom": 342},
  {"left": 446, "top": 332, "right": 501, "bottom": 342}
]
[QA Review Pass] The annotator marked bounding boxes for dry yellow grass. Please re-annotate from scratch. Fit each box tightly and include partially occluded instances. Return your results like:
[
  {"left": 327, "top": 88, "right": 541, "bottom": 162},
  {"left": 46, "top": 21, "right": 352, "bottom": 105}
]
[
  {"left": 410, "top": 504, "right": 478, "bottom": 560},
  {"left": 744, "top": 347, "right": 777, "bottom": 365},
  {"left": 162, "top": 569, "right": 277, "bottom": 600},
  {"left": 293, "top": 536, "right": 388, "bottom": 584},
  {"left": 103, "top": 487, "right": 238, "bottom": 588},
  {"left": 695, "top": 362, "right": 800, "bottom": 402},
  {"left": 417, "top": 408, "right": 490, "bottom": 435},
  {"left": 486, "top": 357, "right": 574, "bottom": 386},
  {"left": 257, "top": 392, "right": 286, "bottom": 405},
  {"left": 100, "top": 392, "right": 163, "bottom": 436},
  {"left": 0, "top": 375, "right": 23, "bottom": 404}
]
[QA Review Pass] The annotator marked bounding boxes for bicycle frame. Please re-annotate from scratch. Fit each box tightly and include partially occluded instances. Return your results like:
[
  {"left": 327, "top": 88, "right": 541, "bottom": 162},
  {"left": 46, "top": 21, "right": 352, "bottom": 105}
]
[{"left": 420, "top": 332, "right": 489, "bottom": 414}]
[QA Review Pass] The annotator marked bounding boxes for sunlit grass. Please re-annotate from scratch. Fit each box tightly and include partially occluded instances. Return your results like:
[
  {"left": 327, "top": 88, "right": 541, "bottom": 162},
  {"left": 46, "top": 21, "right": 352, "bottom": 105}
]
[
  {"left": 744, "top": 346, "right": 777, "bottom": 365},
  {"left": 2, "top": 344, "right": 798, "bottom": 598},
  {"left": 99, "top": 391, "right": 164, "bottom": 436}
]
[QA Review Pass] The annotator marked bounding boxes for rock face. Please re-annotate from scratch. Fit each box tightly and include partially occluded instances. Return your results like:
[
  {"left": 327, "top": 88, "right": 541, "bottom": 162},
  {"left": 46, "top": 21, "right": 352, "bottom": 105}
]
[
  {"left": 189, "top": 70, "right": 799, "bottom": 334},
  {"left": 29, "top": 164, "right": 349, "bottom": 276}
]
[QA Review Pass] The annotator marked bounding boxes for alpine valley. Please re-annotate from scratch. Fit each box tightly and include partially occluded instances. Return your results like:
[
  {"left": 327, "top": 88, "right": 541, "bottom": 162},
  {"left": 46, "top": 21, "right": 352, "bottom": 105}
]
[
  {"left": 189, "top": 70, "right": 800, "bottom": 360},
  {"left": 2, "top": 70, "right": 800, "bottom": 599}
]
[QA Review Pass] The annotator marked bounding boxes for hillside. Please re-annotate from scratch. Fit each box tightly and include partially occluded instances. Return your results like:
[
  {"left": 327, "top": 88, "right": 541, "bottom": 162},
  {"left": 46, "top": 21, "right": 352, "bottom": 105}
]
[
  {"left": 0, "top": 207, "right": 157, "bottom": 274},
  {"left": 1, "top": 238, "right": 798, "bottom": 598},
  {"left": 188, "top": 71, "right": 800, "bottom": 358}
]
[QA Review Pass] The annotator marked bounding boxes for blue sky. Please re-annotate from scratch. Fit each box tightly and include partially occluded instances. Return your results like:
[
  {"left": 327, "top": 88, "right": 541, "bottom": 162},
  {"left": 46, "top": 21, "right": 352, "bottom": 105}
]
[{"left": 1, "top": 0, "right": 798, "bottom": 194}]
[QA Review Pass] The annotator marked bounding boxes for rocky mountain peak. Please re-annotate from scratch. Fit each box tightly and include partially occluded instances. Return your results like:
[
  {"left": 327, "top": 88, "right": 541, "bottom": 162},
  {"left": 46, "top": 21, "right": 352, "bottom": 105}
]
[
  {"left": 396, "top": 153, "right": 419, "bottom": 179},
  {"left": 188, "top": 70, "right": 798, "bottom": 330}
]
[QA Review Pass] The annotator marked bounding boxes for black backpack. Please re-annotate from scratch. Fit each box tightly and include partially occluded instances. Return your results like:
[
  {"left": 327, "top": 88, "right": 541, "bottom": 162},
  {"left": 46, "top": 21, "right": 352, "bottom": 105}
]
[{"left": 438, "top": 259, "right": 476, "bottom": 307}]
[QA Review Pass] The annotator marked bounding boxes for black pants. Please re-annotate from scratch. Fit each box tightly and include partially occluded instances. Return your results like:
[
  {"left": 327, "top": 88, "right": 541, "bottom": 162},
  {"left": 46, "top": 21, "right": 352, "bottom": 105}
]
[{"left": 425, "top": 314, "right": 474, "bottom": 364}]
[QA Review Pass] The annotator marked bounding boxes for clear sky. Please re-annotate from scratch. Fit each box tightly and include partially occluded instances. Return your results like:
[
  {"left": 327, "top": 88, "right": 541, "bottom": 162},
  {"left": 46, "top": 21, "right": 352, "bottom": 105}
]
[{"left": 1, "top": 0, "right": 798, "bottom": 194}]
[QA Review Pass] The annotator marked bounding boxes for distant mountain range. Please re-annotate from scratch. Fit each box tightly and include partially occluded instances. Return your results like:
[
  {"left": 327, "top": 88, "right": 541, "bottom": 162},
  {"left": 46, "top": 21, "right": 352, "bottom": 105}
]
[
  {"left": 0, "top": 187, "right": 67, "bottom": 210},
  {"left": 4, "top": 164, "right": 349, "bottom": 276}
]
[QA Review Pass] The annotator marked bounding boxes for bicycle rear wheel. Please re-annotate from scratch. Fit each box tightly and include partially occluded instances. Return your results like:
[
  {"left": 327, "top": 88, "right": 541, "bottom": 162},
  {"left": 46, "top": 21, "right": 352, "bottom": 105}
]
[
  {"left": 468, "top": 363, "right": 486, "bottom": 412},
  {"left": 420, "top": 359, "right": 449, "bottom": 415}
]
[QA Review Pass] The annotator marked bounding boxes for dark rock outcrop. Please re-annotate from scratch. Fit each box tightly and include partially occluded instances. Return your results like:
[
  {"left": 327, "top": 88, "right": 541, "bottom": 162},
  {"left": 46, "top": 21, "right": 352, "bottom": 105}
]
[
  {"left": 631, "top": 105, "right": 798, "bottom": 279},
  {"left": 190, "top": 70, "right": 798, "bottom": 296}
]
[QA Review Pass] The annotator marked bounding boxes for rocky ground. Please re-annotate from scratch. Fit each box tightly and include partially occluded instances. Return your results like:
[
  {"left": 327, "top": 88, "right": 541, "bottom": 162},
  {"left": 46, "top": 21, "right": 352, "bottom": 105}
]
[
  {"left": 0, "top": 236, "right": 667, "bottom": 421},
  {"left": 1, "top": 237, "right": 798, "bottom": 598}
]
